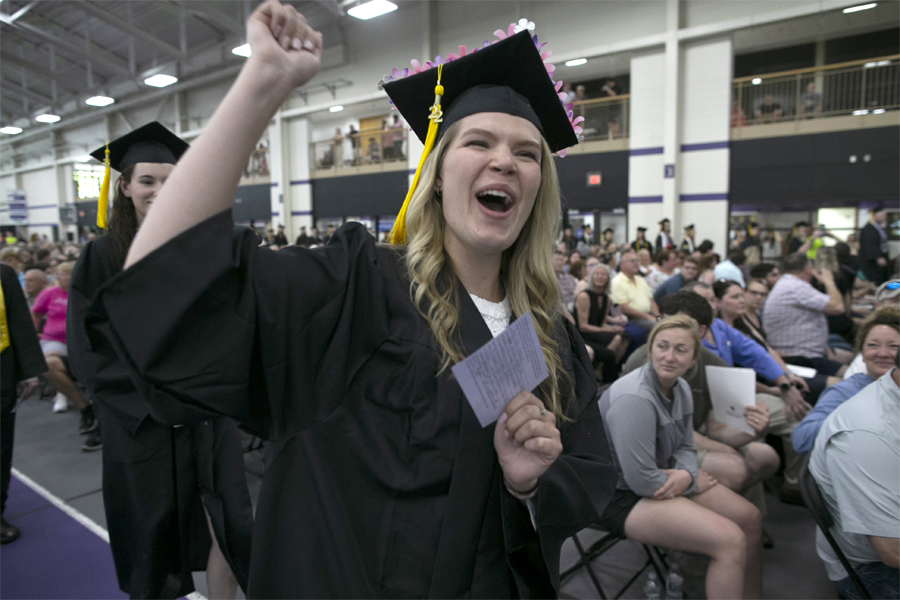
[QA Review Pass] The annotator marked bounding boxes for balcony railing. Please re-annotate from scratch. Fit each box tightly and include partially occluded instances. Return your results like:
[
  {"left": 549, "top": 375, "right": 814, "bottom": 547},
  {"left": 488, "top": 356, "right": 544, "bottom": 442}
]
[
  {"left": 732, "top": 54, "right": 900, "bottom": 127},
  {"left": 311, "top": 126, "right": 408, "bottom": 171},
  {"left": 570, "top": 94, "right": 630, "bottom": 141}
]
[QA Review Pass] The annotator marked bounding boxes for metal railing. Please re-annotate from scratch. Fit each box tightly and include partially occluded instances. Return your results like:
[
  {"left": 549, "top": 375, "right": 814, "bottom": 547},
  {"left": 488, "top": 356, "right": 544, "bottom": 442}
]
[
  {"left": 310, "top": 126, "right": 408, "bottom": 171},
  {"left": 732, "top": 55, "right": 900, "bottom": 127},
  {"left": 569, "top": 94, "right": 630, "bottom": 141}
]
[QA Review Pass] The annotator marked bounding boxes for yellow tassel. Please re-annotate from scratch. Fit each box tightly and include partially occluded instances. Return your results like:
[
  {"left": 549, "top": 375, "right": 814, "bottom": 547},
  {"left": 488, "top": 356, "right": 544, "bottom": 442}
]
[
  {"left": 389, "top": 64, "right": 444, "bottom": 245},
  {"left": 96, "top": 144, "right": 111, "bottom": 229}
]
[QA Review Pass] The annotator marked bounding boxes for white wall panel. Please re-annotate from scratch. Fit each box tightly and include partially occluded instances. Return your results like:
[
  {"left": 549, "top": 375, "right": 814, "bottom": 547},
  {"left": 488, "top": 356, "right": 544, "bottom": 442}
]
[
  {"left": 679, "top": 200, "right": 728, "bottom": 254},
  {"left": 628, "top": 155, "right": 664, "bottom": 198},
  {"left": 681, "top": 39, "right": 732, "bottom": 145},
  {"left": 629, "top": 52, "right": 666, "bottom": 150},
  {"left": 679, "top": 149, "right": 729, "bottom": 194}
]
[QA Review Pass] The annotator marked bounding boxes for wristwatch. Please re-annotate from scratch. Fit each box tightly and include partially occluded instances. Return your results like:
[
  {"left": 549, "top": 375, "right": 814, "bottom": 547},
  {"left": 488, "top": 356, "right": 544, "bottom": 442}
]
[{"left": 779, "top": 381, "right": 792, "bottom": 393}]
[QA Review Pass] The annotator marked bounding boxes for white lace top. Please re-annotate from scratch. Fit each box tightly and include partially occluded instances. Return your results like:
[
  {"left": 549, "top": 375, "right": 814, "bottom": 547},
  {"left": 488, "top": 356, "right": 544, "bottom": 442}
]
[{"left": 468, "top": 293, "right": 512, "bottom": 338}]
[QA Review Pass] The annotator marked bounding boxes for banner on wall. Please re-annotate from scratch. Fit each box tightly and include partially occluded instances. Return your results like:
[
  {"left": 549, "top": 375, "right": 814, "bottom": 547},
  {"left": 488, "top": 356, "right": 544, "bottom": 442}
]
[{"left": 7, "top": 190, "right": 27, "bottom": 223}]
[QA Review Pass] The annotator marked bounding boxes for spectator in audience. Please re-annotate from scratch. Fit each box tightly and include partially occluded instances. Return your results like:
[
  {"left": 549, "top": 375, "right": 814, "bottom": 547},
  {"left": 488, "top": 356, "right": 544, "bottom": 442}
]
[
  {"left": 808, "top": 357, "right": 899, "bottom": 599},
  {"left": 749, "top": 262, "right": 780, "bottom": 289},
  {"left": 714, "top": 249, "right": 747, "bottom": 287},
  {"left": 846, "top": 231, "right": 860, "bottom": 256},
  {"left": 366, "top": 137, "right": 380, "bottom": 162},
  {"left": 583, "top": 225, "right": 594, "bottom": 245},
  {"left": 554, "top": 245, "right": 578, "bottom": 312},
  {"left": 599, "top": 79, "right": 620, "bottom": 138},
  {"left": 645, "top": 248, "right": 679, "bottom": 292},
  {"left": 598, "top": 315, "right": 763, "bottom": 599},
  {"left": 654, "top": 256, "right": 699, "bottom": 303},
  {"left": 380, "top": 119, "right": 394, "bottom": 160},
  {"left": 611, "top": 249, "right": 660, "bottom": 332},
  {"left": 792, "top": 305, "right": 899, "bottom": 454},
  {"left": 332, "top": 127, "right": 344, "bottom": 167},
  {"left": 637, "top": 248, "right": 652, "bottom": 276},
  {"left": 625, "top": 293, "right": 779, "bottom": 526},
  {"left": 765, "top": 253, "right": 847, "bottom": 378},
  {"left": 859, "top": 205, "right": 890, "bottom": 285},
  {"left": 22, "top": 269, "right": 46, "bottom": 308},
  {"left": 655, "top": 218, "right": 673, "bottom": 252},
  {"left": 347, "top": 124, "right": 360, "bottom": 164},
  {"left": 761, "top": 227, "right": 783, "bottom": 262},
  {"left": 798, "top": 82, "right": 822, "bottom": 118},
  {"left": 731, "top": 99, "right": 747, "bottom": 127},
  {"left": 631, "top": 226, "right": 653, "bottom": 253},
  {"left": 390, "top": 115, "right": 405, "bottom": 159},
  {"left": 30, "top": 262, "right": 96, "bottom": 433},
  {"left": 680, "top": 223, "right": 696, "bottom": 253},
  {"left": 844, "top": 279, "right": 900, "bottom": 378},
  {"left": 574, "top": 265, "right": 627, "bottom": 383},
  {"left": 755, "top": 94, "right": 782, "bottom": 123}
]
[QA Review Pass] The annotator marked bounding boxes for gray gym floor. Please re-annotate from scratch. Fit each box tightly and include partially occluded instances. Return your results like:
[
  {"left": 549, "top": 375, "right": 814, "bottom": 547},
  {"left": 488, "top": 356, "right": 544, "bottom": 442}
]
[{"left": 7, "top": 393, "right": 836, "bottom": 599}]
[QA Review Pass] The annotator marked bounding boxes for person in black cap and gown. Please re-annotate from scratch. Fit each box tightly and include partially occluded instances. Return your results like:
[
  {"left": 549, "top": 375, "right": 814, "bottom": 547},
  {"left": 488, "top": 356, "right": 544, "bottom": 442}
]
[
  {"left": 680, "top": 224, "right": 695, "bottom": 254},
  {"left": 80, "top": 1, "right": 616, "bottom": 597},
  {"left": 68, "top": 122, "right": 253, "bottom": 599},
  {"left": 859, "top": 205, "right": 890, "bottom": 284},
  {"left": 1, "top": 264, "right": 46, "bottom": 544},
  {"left": 631, "top": 226, "right": 652, "bottom": 252},
  {"left": 600, "top": 227, "right": 617, "bottom": 254},
  {"left": 655, "top": 218, "right": 673, "bottom": 252}
]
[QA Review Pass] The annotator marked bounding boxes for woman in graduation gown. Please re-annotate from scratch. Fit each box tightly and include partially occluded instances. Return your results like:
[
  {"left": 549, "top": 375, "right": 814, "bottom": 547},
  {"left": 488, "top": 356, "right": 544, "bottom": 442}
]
[
  {"left": 67, "top": 123, "right": 253, "bottom": 599},
  {"left": 84, "top": 1, "right": 616, "bottom": 597}
]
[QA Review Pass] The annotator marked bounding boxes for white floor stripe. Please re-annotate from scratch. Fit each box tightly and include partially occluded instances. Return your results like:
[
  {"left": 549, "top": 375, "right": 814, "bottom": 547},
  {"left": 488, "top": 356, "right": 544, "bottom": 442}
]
[{"left": 11, "top": 468, "right": 209, "bottom": 600}]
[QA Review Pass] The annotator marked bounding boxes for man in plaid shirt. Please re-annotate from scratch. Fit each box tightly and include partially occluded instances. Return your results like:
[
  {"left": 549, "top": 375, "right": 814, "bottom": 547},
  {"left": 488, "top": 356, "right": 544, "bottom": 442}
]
[{"left": 764, "top": 253, "right": 847, "bottom": 377}]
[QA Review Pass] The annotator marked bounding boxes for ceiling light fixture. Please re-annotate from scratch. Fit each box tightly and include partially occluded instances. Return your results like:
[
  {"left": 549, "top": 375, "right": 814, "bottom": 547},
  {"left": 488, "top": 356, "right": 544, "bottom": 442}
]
[
  {"left": 348, "top": 0, "right": 398, "bottom": 20},
  {"left": 565, "top": 58, "right": 587, "bottom": 67},
  {"left": 329, "top": 105, "right": 344, "bottom": 112},
  {"left": 35, "top": 114, "right": 61, "bottom": 123},
  {"left": 873, "top": 108, "right": 886, "bottom": 114},
  {"left": 0, "top": 126, "right": 23, "bottom": 134},
  {"left": 144, "top": 74, "right": 178, "bottom": 88},
  {"left": 85, "top": 96, "right": 115, "bottom": 107},
  {"left": 852, "top": 109, "right": 870, "bottom": 115},
  {"left": 751, "top": 78, "right": 762, "bottom": 85},
  {"left": 232, "top": 44, "right": 251, "bottom": 58},
  {"left": 843, "top": 3, "right": 877, "bottom": 13}
]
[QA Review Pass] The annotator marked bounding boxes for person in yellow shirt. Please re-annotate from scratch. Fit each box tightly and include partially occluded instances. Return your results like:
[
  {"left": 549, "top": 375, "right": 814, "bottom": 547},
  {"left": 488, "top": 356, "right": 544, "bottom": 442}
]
[{"left": 611, "top": 249, "right": 660, "bottom": 334}]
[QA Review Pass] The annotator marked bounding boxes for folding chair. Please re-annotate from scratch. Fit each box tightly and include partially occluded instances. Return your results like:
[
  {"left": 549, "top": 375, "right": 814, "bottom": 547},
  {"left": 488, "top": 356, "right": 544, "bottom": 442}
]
[
  {"left": 798, "top": 458, "right": 871, "bottom": 600},
  {"left": 560, "top": 525, "right": 670, "bottom": 599}
]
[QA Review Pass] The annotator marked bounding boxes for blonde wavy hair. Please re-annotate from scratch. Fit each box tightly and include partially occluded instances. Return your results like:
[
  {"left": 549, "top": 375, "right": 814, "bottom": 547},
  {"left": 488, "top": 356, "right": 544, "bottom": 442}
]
[
  {"left": 399, "top": 121, "right": 571, "bottom": 420},
  {"left": 648, "top": 314, "right": 702, "bottom": 362}
]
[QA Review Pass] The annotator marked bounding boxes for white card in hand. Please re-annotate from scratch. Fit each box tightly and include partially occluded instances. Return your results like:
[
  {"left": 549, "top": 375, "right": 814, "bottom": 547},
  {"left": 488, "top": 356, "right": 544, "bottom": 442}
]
[
  {"left": 705, "top": 365, "right": 756, "bottom": 436},
  {"left": 451, "top": 313, "right": 549, "bottom": 428}
]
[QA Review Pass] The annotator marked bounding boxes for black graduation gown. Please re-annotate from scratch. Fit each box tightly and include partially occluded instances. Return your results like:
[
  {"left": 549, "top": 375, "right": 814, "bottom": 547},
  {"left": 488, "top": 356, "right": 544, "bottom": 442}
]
[
  {"left": 67, "top": 235, "right": 253, "bottom": 599},
  {"left": 655, "top": 232, "right": 672, "bottom": 253},
  {"left": 85, "top": 210, "right": 618, "bottom": 598},
  {"left": 630, "top": 239, "right": 652, "bottom": 253},
  {"left": 680, "top": 237, "right": 694, "bottom": 253},
  {"left": 859, "top": 222, "right": 889, "bottom": 284}
]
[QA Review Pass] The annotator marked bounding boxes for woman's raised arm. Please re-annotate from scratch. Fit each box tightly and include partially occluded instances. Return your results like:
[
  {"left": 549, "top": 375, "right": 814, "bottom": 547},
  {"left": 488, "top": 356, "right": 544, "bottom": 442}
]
[{"left": 126, "top": 0, "right": 321, "bottom": 269}]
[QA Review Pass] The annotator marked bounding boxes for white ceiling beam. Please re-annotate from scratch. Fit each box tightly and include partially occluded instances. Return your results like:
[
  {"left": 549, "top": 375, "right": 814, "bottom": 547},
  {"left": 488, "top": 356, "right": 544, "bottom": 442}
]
[{"left": 76, "top": 1, "right": 183, "bottom": 59}]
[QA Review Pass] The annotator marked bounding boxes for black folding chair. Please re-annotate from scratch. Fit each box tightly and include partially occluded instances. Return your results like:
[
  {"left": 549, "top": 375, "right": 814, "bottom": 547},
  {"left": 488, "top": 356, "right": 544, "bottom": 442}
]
[
  {"left": 560, "top": 526, "right": 669, "bottom": 599},
  {"left": 798, "top": 457, "right": 871, "bottom": 599}
]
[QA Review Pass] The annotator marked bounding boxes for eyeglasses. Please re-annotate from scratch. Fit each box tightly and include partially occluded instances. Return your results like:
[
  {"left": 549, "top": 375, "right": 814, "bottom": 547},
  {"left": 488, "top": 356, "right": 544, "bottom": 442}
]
[{"left": 747, "top": 290, "right": 768, "bottom": 297}]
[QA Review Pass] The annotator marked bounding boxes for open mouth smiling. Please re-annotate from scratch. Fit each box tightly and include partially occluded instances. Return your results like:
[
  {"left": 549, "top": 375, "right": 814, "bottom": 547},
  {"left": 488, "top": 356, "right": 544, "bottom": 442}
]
[{"left": 476, "top": 189, "right": 515, "bottom": 214}]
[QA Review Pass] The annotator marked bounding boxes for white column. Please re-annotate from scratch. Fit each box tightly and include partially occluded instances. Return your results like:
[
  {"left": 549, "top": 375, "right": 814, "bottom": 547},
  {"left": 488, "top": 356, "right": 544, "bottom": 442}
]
[
  {"left": 269, "top": 113, "right": 285, "bottom": 231},
  {"left": 678, "top": 37, "right": 733, "bottom": 255},
  {"left": 288, "top": 117, "right": 313, "bottom": 239},
  {"left": 661, "top": 0, "right": 680, "bottom": 232}
]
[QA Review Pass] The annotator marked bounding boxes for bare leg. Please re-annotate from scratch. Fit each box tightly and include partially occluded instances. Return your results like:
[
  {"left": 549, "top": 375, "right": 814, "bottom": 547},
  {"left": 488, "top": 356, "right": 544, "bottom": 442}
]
[
  {"left": 693, "top": 485, "right": 763, "bottom": 599},
  {"left": 624, "top": 492, "right": 747, "bottom": 599},
  {"left": 203, "top": 504, "right": 238, "bottom": 600},
  {"left": 742, "top": 442, "right": 779, "bottom": 487},
  {"left": 44, "top": 355, "right": 88, "bottom": 410},
  {"left": 699, "top": 451, "right": 749, "bottom": 492}
]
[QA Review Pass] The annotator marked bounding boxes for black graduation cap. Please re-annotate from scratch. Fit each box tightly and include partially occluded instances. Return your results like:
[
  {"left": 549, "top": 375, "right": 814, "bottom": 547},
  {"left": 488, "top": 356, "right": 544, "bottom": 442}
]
[
  {"left": 659, "top": 218, "right": 670, "bottom": 225},
  {"left": 383, "top": 31, "right": 577, "bottom": 154},
  {"left": 684, "top": 224, "right": 695, "bottom": 230},
  {"left": 603, "top": 228, "right": 614, "bottom": 234},
  {"left": 90, "top": 121, "right": 189, "bottom": 173},
  {"left": 795, "top": 221, "right": 810, "bottom": 228},
  {"left": 637, "top": 226, "right": 648, "bottom": 232}
]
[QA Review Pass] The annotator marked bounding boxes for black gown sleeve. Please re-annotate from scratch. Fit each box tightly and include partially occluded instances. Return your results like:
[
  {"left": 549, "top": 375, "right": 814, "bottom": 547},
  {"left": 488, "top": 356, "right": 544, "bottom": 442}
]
[
  {"left": 1, "top": 264, "right": 47, "bottom": 383},
  {"left": 86, "top": 210, "right": 386, "bottom": 438}
]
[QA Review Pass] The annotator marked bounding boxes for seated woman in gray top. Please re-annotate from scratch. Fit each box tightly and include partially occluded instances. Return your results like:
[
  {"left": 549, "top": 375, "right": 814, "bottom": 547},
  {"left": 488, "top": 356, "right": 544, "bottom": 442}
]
[{"left": 598, "top": 315, "right": 763, "bottom": 599}]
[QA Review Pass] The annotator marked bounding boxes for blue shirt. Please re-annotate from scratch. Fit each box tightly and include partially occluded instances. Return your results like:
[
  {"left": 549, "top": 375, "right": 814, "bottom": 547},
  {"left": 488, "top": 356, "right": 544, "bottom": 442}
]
[
  {"left": 791, "top": 373, "right": 874, "bottom": 454},
  {"left": 702, "top": 318, "right": 785, "bottom": 382},
  {"left": 653, "top": 273, "right": 686, "bottom": 304}
]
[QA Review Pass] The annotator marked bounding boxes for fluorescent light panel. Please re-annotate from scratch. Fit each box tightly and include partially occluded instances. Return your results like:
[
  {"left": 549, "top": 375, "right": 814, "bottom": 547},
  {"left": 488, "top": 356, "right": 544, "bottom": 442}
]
[
  {"left": 329, "top": 105, "right": 344, "bottom": 112},
  {"left": 35, "top": 114, "right": 60, "bottom": 123},
  {"left": 0, "top": 126, "right": 22, "bottom": 134},
  {"left": 843, "top": 3, "right": 877, "bottom": 13},
  {"left": 873, "top": 108, "right": 886, "bottom": 114},
  {"left": 85, "top": 96, "right": 115, "bottom": 107},
  {"left": 144, "top": 74, "right": 178, "bottom": 88},
  {"left": 565, "top": 58, "right": 587, "bottom": 67},
  {"left": 348, "top": 0, "right": 397, "bottom": 20},
  {"left": 232, "top": 44, "right": 251, "bottom": 57},
  {"left": 852, "top": 109, "right": 869, "bottom": 115},
  {"left": 751, "top": 78, "right": 762, "bottom": 85}
]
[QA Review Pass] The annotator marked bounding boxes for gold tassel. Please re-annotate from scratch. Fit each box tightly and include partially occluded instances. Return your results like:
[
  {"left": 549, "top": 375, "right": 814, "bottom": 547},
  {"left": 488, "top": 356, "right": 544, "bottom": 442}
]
[
  {"left": 389, "top": 64, "right": 444, "bottom": 245},
  {"left": 97, "top": 144, "right": 111, "bottom": 229}
]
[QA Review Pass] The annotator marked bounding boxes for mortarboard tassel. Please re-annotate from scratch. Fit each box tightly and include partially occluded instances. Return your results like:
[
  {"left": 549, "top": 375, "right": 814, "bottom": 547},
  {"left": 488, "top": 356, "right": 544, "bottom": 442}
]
[
  {"left": 96, "top": 144, "right": 111, "bottom": 229},
  {"left": 389, "top": 64, "right": 444, "bottom": 245}
]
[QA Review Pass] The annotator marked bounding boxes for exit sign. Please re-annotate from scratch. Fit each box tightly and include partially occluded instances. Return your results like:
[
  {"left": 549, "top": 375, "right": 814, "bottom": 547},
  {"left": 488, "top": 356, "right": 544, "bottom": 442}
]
[{"left": 586, "top": 172, "right": 602, "bottom": 187}]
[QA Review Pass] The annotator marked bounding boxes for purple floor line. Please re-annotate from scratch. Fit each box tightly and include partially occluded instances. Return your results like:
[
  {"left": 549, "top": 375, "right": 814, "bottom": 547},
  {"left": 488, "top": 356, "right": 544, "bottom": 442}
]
[{"left": 0, "top": 475, "right": 126, "bottom": 600}]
